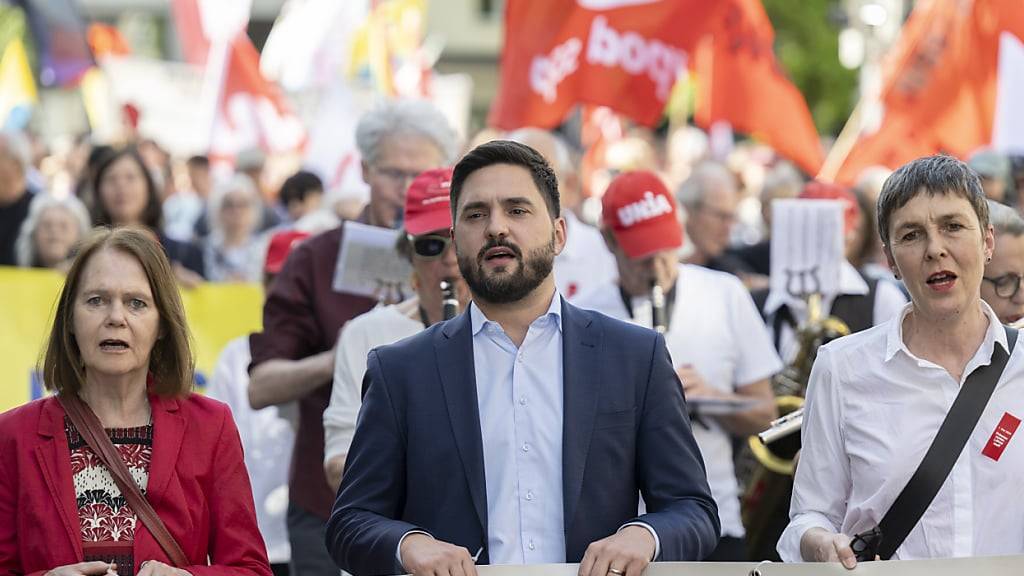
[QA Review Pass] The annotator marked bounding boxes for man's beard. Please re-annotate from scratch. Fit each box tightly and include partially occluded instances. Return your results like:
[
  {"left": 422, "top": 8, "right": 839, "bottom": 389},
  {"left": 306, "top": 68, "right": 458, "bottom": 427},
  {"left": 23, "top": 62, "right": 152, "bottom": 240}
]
[{"left": 457, "top": 234, "right": 556, "bottom": 304}]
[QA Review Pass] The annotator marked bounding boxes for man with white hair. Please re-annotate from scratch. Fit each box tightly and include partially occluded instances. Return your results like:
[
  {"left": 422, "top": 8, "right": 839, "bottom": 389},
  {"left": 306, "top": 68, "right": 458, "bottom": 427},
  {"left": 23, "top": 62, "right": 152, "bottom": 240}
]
[
  {"left": 677, "top": 162, "right": 754, "bottom": 277},
  {"left": 507, "top": 127, "right": 617, "bottom": 299},
  {"left": 248, "top": 99, "right": 457, "bottom": 576},
  {"left": 0, "top": 130, "right": 35, "bottom": 266}
]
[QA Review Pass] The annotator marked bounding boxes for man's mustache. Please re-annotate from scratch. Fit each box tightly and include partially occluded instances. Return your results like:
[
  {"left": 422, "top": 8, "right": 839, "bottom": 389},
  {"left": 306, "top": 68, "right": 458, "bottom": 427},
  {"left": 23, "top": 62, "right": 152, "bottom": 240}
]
[{"left": 477, "top": 239, "right": 523, "bottom": 262}]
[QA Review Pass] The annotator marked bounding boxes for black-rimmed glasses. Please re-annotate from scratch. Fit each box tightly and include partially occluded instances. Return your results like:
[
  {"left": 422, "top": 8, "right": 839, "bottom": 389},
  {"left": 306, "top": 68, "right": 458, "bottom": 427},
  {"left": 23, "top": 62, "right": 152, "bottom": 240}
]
[{"left": 983, "top": 273, "right": 1024, "bottom": 299}]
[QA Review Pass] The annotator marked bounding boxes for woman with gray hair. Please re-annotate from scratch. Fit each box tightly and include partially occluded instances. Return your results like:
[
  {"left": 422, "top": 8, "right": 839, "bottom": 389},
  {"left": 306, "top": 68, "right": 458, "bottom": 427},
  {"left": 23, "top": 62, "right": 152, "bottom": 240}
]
[
  {"left": 203, "top": 174, "right": 265, "bottom": 282},
  {"left": 15, "top": 193, "right": 92, "bottom": 270},
  {"left": 981, "top": 199, "right": 1024, "bottom": 325}
]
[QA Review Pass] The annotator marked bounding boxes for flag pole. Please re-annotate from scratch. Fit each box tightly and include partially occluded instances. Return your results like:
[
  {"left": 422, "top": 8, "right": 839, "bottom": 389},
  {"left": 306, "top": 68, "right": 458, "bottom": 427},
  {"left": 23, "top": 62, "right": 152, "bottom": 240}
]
[{"left": 817, "top": 97, "right": 866, "bottom": 182}]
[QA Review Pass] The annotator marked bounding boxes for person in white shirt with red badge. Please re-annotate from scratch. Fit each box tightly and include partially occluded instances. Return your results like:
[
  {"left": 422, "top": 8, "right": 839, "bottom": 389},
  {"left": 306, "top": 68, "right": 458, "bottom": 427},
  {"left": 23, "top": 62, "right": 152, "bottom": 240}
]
[
  {"left": 574, "top": 171, "right": 782, "bottom": 561},
  {"left": 780, "top": 155, "right": 1024, "bottom": 568}
]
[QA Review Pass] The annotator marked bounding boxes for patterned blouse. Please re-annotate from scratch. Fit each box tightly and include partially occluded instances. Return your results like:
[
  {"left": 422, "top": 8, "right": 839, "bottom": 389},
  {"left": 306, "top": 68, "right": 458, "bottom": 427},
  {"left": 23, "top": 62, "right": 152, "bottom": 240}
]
[{"left": 65, "top": 417, "right": 153, "bottom": 575}]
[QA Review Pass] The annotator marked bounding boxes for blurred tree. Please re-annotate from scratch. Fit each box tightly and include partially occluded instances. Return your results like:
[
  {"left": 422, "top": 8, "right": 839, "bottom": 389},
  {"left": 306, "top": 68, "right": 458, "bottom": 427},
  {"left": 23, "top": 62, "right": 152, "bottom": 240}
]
[{"left": 764, "top": 0, "right": 857, "bottom": 137}]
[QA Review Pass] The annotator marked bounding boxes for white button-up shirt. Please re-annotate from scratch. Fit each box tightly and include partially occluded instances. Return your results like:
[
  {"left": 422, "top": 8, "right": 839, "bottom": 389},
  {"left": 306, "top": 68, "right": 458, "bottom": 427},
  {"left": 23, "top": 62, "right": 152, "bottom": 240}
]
[
  {"left": 472, "top": 294, "right": 566, "bottom": 564},
  {"left": 780, "top": 301, "right": 1024, "bottom": 561}
]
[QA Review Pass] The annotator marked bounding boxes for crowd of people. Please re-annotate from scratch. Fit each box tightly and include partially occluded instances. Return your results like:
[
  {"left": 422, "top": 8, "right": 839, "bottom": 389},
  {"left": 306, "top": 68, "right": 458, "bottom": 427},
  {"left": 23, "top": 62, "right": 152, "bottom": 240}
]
[{"left": 3, "top": 96, "right": 1024, "bottom": 576}]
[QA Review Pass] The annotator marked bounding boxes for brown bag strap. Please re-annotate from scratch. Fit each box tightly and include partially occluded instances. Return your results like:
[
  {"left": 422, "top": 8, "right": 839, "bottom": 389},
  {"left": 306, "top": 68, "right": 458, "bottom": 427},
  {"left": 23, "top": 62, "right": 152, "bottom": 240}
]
[{"left": 58, "top": 394, "right": 190, "bottom": 568}]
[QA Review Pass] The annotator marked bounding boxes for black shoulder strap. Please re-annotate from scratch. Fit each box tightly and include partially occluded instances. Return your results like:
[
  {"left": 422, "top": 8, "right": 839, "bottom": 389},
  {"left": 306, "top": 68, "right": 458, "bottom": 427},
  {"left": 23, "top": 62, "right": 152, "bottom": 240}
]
[{"left": 876, "top": 325, "right": 1018, "bottom": 559}]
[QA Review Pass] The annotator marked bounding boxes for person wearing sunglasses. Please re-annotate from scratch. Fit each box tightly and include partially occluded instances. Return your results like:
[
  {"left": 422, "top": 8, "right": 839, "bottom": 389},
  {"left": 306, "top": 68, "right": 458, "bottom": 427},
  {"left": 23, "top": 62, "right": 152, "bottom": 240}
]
[
  {"left": 323, "top": 167, "right": 470, "bottom": 492},
  {"left": 247, "top": 100, "right": 455, "bottom": 576},
  {"left": 981, "top": 200, "right": 1024, "bottom": 326}
]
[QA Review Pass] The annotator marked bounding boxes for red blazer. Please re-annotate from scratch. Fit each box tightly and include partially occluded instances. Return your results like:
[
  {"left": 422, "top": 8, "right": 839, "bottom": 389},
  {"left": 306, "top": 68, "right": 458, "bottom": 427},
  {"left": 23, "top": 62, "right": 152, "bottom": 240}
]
[{"left": 0, "top": 394, "right": 273, "bottom": 576}]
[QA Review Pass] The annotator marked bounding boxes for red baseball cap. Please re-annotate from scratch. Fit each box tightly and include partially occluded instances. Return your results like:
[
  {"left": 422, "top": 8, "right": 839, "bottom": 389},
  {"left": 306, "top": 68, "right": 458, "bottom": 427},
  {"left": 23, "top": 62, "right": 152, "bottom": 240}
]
[
  {"left": 602, "top": 171, "right": 683, "bottom": 259},
  {"left": 264, "top": 230, "right": 310, "bottom": 274},
  {"left": 799, "top": 180, "right": 860, "bottom": 234},
  {"left": 405, "top": 167, "right": 454, "bottom": 236}
]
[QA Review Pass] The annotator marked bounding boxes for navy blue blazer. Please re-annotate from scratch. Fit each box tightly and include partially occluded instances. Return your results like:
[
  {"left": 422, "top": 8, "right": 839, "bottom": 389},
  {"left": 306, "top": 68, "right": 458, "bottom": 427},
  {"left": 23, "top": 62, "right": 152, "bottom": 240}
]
[{"left": 325, "top": 298, "right": 720, "bottom": 575}]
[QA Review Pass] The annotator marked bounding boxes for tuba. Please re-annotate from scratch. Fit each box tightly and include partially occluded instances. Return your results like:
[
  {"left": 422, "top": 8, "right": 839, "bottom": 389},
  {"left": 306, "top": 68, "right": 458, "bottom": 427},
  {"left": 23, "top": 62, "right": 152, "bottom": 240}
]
[
  {"left": 740, "top": 293, "right": 849, "bottom": 560},
  {"left": 441, "top": 279, "right": 459, "bottom": 321}
]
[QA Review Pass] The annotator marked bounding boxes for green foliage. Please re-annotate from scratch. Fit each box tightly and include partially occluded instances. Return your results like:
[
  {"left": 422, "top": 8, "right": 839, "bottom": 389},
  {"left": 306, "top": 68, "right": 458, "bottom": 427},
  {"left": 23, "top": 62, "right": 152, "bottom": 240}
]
[{"left": 763, "top": 0, "right": 857, "bottom": 137}]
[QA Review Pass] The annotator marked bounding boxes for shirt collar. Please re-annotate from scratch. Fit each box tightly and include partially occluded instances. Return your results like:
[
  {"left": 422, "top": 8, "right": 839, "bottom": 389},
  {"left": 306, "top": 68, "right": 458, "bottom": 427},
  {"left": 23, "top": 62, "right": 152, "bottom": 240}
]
[
  {"left": 470, "top": 290, "right": 564, "bottom": 336},
  {"left": 884, "top": 299, "right": 1009, "bottom": 363}
]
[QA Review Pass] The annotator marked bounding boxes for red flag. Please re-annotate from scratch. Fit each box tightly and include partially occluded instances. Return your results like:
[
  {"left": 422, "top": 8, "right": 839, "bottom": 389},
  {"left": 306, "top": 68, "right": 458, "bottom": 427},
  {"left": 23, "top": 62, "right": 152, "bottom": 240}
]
[
  {"left": 489, "top": 0, "right": 724, "bottom": 130},
  {"left": 208, "top": 34, "right": 306, "bottom": 166},
  {"left": 693, "top": 0, "right": 823, "bottom": 175},
  {"left": 835, "top": 0, "right": 1024, "bottom": 184}
]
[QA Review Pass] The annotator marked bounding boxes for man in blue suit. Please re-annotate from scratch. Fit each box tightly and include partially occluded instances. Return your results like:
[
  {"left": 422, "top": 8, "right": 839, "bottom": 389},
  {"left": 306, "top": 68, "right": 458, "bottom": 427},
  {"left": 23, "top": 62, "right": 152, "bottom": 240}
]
[{"left": 326, "top": 140, "right": 720, "bottom": 576}]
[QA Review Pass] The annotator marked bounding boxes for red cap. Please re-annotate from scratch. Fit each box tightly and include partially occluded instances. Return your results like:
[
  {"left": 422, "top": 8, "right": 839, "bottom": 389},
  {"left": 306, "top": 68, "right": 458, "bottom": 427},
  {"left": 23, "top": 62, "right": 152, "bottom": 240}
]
[
  {"left": 264, "top": 230, "right": 310, "bottom": 274},
  {"left": 405, "top": 167, "right": 454, "bottom": 236},
  {"left": 799, "top": 180, "right": 860, "bottom": 234},
  {"left": 601, "top": 171, "right": 683, "bottom": 259}
]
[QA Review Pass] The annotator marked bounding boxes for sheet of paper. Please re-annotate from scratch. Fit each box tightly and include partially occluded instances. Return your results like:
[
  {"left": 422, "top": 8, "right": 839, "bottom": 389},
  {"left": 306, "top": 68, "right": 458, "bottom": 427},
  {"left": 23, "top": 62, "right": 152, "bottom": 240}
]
[
  {"left": 332, "top": 221, "right": 412, "bottom": 300},
  {"left": 687, "top": 396, "right": 767, "bottom": 416}
]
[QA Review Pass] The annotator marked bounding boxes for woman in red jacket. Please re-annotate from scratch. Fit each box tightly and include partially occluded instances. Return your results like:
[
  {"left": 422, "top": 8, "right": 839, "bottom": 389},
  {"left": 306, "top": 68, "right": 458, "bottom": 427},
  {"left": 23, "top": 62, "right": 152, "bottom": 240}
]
[{"left": 0, "top": 226, "right": 272, "bottom": 576}]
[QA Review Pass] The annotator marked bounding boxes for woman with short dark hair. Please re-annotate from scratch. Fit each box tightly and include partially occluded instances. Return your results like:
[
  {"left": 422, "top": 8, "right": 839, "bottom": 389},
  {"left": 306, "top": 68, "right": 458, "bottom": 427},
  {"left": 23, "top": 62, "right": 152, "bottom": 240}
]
[
  {"left": 0, "top": 227, "right": 272, "bottom": 576},
  {"left": 781, "top": 155, "right": 1024, "bottom": 567}
]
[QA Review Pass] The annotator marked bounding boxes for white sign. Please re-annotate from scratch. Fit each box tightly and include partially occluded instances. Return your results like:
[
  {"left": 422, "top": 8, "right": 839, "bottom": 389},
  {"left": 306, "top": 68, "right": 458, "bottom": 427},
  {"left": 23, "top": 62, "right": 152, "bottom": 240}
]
[
  {"left": 332, "top": 221, "right": 412, "bottom": 301},
  {"left": 766, "top": 199, "right": 845, "bottom": 312},
  {"left": 993, "top": 32, "right": 1024, "bottom": 155}
]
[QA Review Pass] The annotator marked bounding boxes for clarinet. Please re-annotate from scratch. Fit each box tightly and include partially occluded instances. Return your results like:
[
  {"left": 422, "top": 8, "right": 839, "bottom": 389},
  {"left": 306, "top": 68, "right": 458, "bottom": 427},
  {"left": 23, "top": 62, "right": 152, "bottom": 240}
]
[
  {"left": 441, "top": 279, "right": 458, "bottom": 321},
  {"left": 651, "top": 281, "right": 667, "bottom": 334}
]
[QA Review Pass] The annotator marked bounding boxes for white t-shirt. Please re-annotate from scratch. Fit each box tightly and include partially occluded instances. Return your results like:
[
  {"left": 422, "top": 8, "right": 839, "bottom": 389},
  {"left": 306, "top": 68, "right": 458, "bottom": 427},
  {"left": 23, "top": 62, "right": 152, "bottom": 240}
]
[
  {"left": 574, "top": 264, "right": 783, "bottom": 537},
  {"left": 205, "top": 336, "right": 294, "bottom": 564},
  {"left": 554, "top": 211, "right": 618, "bottom": 301},
  {"left": 324, "top": 299, "right": 424, "bottom": 463},
  {"left": 780, "top": 301, "right": 1024, "bottom": 561}
]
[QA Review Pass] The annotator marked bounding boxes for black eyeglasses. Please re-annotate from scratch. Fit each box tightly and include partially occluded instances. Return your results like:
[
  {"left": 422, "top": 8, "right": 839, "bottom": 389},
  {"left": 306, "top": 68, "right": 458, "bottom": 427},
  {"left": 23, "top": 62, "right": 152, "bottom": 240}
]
[
  {"left": 409, "top": 234, "right": 451, "bottom": 260},
  {"left": 983, "top": 273, "right": 1024, "bottom": 299}
]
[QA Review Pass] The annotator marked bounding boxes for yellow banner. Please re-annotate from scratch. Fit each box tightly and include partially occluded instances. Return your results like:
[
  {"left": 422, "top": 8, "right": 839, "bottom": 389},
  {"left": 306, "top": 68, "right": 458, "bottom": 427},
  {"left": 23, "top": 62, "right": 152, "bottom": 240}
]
[{"left": 0, "top": 267, "right": 263, "bottom": 412}]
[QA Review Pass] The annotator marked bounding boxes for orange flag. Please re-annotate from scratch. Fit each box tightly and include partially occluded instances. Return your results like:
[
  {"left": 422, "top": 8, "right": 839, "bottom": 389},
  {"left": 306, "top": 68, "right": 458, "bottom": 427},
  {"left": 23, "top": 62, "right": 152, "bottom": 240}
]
[
  {"left": 693, "top": 0, "right": 824, "bottom": 176},
  {"left": 835, "top": 0, "right": 1024, "bottom": 184},
  {"left": 489, "top": 0, "right": 724, "bottom": 130}
]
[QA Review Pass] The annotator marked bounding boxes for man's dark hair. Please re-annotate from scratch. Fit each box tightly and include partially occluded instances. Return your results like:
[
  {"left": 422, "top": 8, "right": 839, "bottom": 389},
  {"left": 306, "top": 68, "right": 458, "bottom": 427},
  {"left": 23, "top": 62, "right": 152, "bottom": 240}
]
[
  {"left": 186, "top": 155, "right": 209, "bottom": 169},
  {"left": 877, "top": 154, "right": 989, "bottom": 247},
  {"left": 450, "top": 140, "right": 560, "bottom": 219},
  {"left": 279, "top": 170, "right": 324, "bottom": 207}
]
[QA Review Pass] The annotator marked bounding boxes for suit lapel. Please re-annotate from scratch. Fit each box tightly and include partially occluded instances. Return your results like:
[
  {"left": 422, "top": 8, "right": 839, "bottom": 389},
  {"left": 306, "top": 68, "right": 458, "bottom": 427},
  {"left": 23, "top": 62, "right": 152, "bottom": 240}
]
[
  {"left": 435, "top": 311, "right": 489, "bottom": 535},
  {"left": 146, "top": 394, "right": 185, "bottom": 510},
  {"left": 560, "top": 300, "right": 601, "bottom": 532},
  {"left": 35, "top": 398, "right": 84, "bottom": 560}
]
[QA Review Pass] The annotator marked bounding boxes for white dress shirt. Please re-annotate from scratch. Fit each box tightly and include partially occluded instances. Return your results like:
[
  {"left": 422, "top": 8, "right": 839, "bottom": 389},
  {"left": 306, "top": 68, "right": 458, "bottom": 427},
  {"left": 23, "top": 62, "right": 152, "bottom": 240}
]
[
  {"left": 324, "top": 299, "right": 424, "bottom": 463},
  {"left": 554, "top": 211, "right": 618, "bottom": 301},
  {"left": 574, "top": 264, "right": 782, "bottom": 538},
  {"left": 396, "top": 292, "right": 660, "bottom": 567},
  {"left": 765, "top": 261, "right": 907, "bottom": 364},
  {"left": 780, "top": 301, "right": 1024, "bottom": 561},
  {"left": 205, "top": 336, "right": 294, "bottom": 564},
  {"left": 471, "top": 294, "right": 567, "bottom": 564}
]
